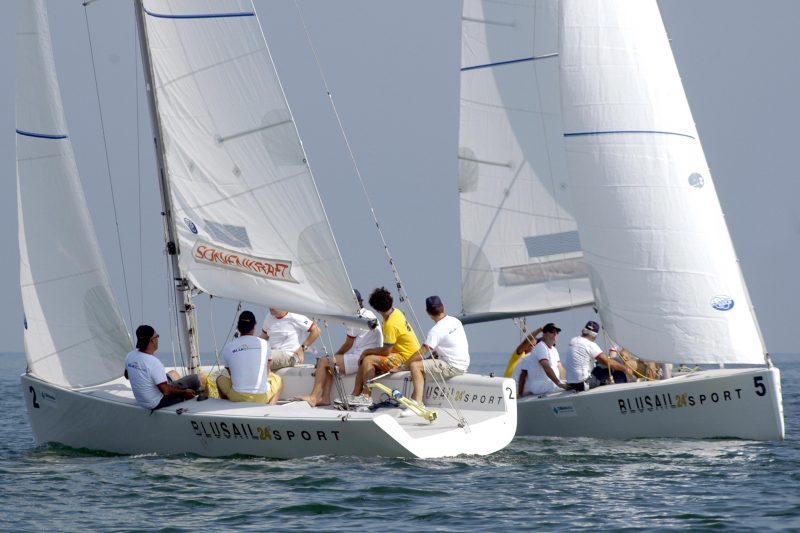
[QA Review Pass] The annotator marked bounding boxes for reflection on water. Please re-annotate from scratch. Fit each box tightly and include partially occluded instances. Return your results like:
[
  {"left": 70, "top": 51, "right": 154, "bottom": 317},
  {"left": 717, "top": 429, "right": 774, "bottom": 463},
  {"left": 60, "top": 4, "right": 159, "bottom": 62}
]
[{"left": 1, "top": 352, "right": 798, "bottom": 531}]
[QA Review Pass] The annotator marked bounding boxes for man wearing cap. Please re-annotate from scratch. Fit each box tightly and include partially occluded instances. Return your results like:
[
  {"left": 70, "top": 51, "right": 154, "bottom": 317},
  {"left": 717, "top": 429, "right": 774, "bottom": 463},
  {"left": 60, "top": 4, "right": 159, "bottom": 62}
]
[
  {"left": 124, "top": 325, "right": 202, "bottom": 410},
  {"left": 218, "top": 310, "right": 283, "bottom": 404},
  {"left": 260, "top": 308, "right": 320, "bottom": 370},
  {"left": 564, "top": 321, "right": 635, "bottom": 391},
  {"left": 350, "top": 287, "right": 421, "bottom": 400},
  {"left": 297, "top": 290, "right": 383, "bottom": 407},
  {"left": 401, "top": 296, "right": 469, "bottom": 413},
  {"left": 517, "top": 322, "right": 567, "bottom": 396}
]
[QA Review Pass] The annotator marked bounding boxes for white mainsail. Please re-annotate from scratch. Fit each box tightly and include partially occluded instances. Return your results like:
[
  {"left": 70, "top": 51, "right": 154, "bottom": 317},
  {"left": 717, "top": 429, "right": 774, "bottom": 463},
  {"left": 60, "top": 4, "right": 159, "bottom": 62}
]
[
  {"left": 459, "top": 0, "right": 593, "bottom": 322},
  {"left": 140, "top": 0, "right": 357, "bottom": 318},
  {"left": 16, "top": 0, "right": 131, "bottom": 388},
  {"left": 558, "top": 0, "right": 765, "bottom": 364}
]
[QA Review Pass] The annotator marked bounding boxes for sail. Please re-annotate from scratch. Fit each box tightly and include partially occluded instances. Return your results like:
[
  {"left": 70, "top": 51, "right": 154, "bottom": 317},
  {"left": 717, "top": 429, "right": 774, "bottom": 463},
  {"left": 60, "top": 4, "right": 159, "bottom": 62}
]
[
  {"left": 139, "top": 0, "right": 357, "bottom": 318},
  {"left": 16, "top": 0, "right": 131, "bottom": 388},
  {"left": 458, "top": 0, "right": 593, "bottom": 323},
  {"left": 558, "top": 0, "right": 765, "bottom": 364}
]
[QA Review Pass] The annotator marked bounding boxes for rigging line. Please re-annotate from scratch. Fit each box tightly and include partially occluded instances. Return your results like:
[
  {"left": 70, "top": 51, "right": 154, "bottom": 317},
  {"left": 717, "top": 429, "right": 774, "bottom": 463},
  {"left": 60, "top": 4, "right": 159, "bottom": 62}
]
[
  {"left": 290, "top": 0, "right": 424, "bottom": 331},
  {"left": 290, "top": 2, "right": 470, "bottom": 426},
  {"left": 134, "top": 12, "right": 144, "bottom": 325},
  {"left": 82, "top": 5, "right": 134, "bottom": 333}
]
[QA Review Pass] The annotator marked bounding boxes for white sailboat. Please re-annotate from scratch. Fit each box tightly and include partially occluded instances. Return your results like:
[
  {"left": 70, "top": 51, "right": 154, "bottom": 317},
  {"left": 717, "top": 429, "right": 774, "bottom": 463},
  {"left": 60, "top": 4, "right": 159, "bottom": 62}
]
[
  {"left": 458, "top": 0, "right": 784, "bottom": 440},
  {"left": 17, "top": 0, "right": 516, "bottom": 458}
]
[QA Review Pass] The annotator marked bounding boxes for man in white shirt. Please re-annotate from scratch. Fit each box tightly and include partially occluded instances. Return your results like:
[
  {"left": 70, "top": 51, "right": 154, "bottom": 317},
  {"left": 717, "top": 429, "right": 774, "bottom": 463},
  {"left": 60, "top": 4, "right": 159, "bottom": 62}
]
[
  {"left": 124, "top": 325, "right": 201, "bottom": 410},
  {"left": 563, "top": 320, "right": 634, "bottom": 391},
  {"left": 403, "top": 296, "right": 470, "bottom": 410},
  {"left": 297, "top": 289, "right": 383, "bottom": 407},
  {"left": 517, "top": 322, "right": 567, "bottom": 396},
  {"left": 218, "top": 311, "right": 282, "bottom": 404},
  {"left": 260, "top": 308, "right": 320, "bottom": 369}
]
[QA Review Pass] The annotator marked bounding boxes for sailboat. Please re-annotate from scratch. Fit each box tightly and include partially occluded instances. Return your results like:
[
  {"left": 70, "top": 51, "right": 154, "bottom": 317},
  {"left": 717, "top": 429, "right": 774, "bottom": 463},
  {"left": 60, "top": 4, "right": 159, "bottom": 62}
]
[
  {"left": 458, "top": 0, "right": 784, "bottom": 440},
  {"left": 17, "top": 0, "right": 516, "bottom": 458}
]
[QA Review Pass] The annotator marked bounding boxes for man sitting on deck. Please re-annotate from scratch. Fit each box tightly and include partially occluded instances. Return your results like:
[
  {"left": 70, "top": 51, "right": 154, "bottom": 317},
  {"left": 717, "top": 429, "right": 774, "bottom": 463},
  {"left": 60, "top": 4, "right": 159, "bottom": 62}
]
[
  {"left": 218, "top": 311, "right": 283, "bottom": 404},
  {"left": 260, "top": 308, "right": 320, "bottom": 370},
  {"left": 124, "top": 325, "right": 201, "bottom": 410},
  {"left": 297, "top": 289, "right": 383, "bottom": 407},
  {"left": 401, "top": 296, "right": 469, "bottom": 416},
  {"left": 349, "top": 287, "right": 421, "bottom": 401},
  {"left": 563, "top": 320, "right": 634, "bottom": 391},
  {"left": 517, "top": 323, "right": 568, "bottom": 397}
]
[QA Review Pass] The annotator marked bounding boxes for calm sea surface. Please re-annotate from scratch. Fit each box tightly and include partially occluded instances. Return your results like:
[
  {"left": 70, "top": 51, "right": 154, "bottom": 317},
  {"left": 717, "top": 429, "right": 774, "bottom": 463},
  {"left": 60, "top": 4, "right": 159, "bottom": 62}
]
[{"left": 1, "top": 352, "right": 798, "bottom": 532}]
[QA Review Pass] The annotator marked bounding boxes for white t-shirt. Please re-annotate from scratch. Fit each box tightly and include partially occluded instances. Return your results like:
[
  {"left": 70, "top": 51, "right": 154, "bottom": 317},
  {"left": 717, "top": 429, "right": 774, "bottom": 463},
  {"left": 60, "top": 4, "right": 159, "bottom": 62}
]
[
  {"left": 424, "top": 315, "right": 470, "bottom": 371},
  {"left": 261, "top": 312, "right": 314, "bottom": 351},
  {"left": 345, "top": 308, "right": 383, "bottom": 356},
  {"left": 125, "top": 350, "right": 167, "bottom": 409},
  {"left": 564, "top": 335, "right": 603, "bottom": 383},
  {"left": 222, "top": 335, "right": 271, "bottom": 394},
  {"left": 518, "top": 341, "right": 561, "bottom": 395}
]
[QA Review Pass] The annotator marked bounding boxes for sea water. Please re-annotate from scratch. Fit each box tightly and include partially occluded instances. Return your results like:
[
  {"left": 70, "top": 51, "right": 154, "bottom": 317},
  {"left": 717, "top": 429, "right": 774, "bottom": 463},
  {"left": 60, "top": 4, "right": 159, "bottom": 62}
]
[{"left": 1, "top": 352, "right": 798, "bottom": 532}]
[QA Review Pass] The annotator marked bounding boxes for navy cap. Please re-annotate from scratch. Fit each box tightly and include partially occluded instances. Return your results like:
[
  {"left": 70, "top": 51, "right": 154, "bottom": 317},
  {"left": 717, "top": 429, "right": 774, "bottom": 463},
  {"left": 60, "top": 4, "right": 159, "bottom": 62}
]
[
  {"left": 425, "top": 295, "right": 443, "bottom": 312},
  {"left": 237, "top": 310, "right": 256, "bottom": 333},
  {"left": 585, "top": 320, "right": 600, "bottom": 334},
  {"left": 543, "top": 322, "right": 561, "bottom": 333}
]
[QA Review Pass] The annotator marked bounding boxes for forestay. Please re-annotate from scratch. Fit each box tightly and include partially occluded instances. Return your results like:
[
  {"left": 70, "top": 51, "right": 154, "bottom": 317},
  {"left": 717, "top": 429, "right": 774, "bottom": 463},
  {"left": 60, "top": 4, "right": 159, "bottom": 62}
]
[
  {"left": 140, "top": 0, "right": 357, "bottom": 318},
  {"left": 15, "top": 0, "right": 130, "bottom": 388},
  {"left": 558, "top": 0, "right": 765, "bottom": 364},
  {"left": 459, "top": 0, "right": 593, "bottom": 323}
]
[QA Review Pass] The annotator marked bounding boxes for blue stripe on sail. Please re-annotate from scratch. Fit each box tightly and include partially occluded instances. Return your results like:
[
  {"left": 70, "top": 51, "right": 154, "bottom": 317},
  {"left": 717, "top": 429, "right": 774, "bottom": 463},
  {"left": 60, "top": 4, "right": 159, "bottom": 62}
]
[
  {"left": 16, "top": 129, "right": 67, "bottom": 140},
  {"left": 564, "top": 130, "right": 695, "bottom": 140},
  {"left": 524, "top": 231, "right": 582, "bottom": 258},
  {"left": 143, "top": 8, "right": 254, "bottom": 20},
  {"left": 461, "top": 55, "right": 551, "bottom": 72}
]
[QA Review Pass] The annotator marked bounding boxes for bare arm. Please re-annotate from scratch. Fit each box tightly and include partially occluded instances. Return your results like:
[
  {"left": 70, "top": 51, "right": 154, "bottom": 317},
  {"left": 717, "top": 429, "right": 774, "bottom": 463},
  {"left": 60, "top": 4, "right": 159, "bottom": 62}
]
[
  {"left": 335, "top": 336, "right": 355, "bottom": 356},
  {"left": 539, "top": 359, "right": 567, "bottom": 389},
  {"left": 360, "top": 343, "right": 394, "bottom": 359},
  {"left": 518, "top": 370, "right": 527, "bottom": 397},
  {"left": 597, "top": 349, "right": 634, "bottom": 378},
  {"left": 514, "top": 326, "right": 543, "bottom": 355}
]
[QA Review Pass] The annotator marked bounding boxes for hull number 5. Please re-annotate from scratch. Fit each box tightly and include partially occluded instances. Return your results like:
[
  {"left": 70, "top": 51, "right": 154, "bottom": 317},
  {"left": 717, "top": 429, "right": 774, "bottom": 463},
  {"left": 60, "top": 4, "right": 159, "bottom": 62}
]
[{"left": 753, "top": 376, "right": 766, "bottom": 397}]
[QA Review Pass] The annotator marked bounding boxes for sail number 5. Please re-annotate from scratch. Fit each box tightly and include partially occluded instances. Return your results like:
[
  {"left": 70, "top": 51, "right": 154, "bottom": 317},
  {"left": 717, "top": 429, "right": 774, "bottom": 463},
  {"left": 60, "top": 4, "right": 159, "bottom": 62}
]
[{"left": 753, "top": 376, "right": 766, "bottom": 397}]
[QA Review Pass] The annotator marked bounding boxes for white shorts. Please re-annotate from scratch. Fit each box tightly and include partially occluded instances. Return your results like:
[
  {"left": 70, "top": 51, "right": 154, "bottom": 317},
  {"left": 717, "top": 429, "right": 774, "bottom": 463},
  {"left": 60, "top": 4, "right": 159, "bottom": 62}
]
[{"left": 343, "top": 352, "right": 361, "bottom": 375}]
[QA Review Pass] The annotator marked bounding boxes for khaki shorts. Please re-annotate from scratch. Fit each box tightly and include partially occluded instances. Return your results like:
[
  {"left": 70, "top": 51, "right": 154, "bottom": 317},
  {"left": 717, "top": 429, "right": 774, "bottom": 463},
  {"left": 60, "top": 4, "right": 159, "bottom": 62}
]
[
  {"left": 217, "top": 373, "right": 282, "bottom": 403},
  {"left": 422, "top": 358, "right": 465, "bottom": 379},
  {"left": 270, "top": 349, "right": 297, "bottom": 370}
]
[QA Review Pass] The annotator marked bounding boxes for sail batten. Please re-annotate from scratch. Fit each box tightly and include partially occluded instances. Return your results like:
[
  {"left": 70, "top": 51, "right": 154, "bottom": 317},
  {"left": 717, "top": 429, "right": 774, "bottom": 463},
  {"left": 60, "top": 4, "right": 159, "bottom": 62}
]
[
  {"left": 558, "top": 0, "right": 765, "bottom": 364},
  {"left": 458, "top": 0, "right": 593, "bottom": 320}
]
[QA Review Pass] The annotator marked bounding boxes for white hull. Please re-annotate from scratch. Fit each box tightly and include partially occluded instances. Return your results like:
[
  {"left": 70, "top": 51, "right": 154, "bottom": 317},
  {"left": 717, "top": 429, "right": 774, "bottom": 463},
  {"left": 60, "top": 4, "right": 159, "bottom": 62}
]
[
  {"left": 516, "top": 367, "right": 783, "bottom": 440},
  {"left": 21, "top": 367, "right": 516, "bottom": 459}
]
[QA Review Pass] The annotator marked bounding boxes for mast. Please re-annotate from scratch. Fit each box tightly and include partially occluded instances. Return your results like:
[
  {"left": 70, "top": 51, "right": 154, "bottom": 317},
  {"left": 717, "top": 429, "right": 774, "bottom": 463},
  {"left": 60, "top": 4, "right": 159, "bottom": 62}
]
[{"left": 133, "top": 0, "right": 200, "bottom": 372}]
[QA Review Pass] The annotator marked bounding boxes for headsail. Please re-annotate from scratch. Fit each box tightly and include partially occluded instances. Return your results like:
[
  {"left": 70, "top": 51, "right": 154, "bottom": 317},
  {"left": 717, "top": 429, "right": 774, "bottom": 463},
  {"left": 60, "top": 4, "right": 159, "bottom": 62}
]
[
  {"left": 139, "top": 0, "right": 358, "bottom": 318},
  {"left": 559, "top": 0, "right": 765, "bottom": 364},
  {"left": 16, "top": 0, "right": 131, "bottom": 387},
  {"left": 459, "top": 0, "right": 593, "bottom": 323}
]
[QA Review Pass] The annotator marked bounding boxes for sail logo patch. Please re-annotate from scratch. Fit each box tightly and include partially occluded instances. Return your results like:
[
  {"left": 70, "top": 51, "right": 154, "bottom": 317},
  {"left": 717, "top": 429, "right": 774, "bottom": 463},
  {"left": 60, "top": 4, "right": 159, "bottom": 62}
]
[
  {"left": 688, "top": 172, "right": 705, "bottom": 188},
  {"left": 193, "top": 241, "right": 297, "bottom": 283},
  {"left": 711, "top": 295, "right": 734, "bottom": 311},
  {"left": 184, "top": 218, "right": 198, "bottom": 234}
]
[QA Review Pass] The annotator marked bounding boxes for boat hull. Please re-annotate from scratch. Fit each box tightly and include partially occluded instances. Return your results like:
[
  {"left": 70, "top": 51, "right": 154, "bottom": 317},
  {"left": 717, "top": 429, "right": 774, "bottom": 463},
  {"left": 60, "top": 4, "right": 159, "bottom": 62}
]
[
  {"left": 516, "top": 367, "right": 783, "bottom": 440},
  {"left": 21, "top": 369, "right": 516, "bottom": 458}
]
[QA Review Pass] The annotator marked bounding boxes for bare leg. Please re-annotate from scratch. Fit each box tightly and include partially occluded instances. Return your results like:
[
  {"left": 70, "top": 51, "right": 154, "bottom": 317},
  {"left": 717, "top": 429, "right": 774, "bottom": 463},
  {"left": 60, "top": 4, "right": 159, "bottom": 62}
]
[
  {"left": 319, "top": 354, "right": 346, "bottom": 405},
  {"left": 297, "top": 358, "right": 330, "bottom": 407},
  {"left": 352, "top": 355, "right": 382, "bottom": 396},
  {"left": 408, "top": 357, "right": 425, "bottom": 405}
]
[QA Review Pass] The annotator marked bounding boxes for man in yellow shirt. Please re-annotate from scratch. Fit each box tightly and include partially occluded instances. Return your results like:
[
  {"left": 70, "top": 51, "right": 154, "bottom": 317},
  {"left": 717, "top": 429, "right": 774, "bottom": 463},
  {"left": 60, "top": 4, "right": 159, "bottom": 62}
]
[{"left": 350, "top": 287, "right": 420, "bottom": 399}]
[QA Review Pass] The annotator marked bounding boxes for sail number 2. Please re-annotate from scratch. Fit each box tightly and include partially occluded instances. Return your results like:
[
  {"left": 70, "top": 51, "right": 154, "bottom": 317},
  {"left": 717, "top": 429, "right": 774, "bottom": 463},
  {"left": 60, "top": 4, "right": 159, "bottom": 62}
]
[
  {"left": 753, "top": 376, "right": 766, "bottom": 397},
  {"left": 29, "top": 386, "right": 40, "bottom": 408}
]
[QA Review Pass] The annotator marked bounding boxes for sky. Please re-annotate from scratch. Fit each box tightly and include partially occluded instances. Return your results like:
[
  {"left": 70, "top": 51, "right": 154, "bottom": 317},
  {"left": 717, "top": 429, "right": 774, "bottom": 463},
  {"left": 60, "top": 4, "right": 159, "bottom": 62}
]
[{"left": 1, "top": 0, "right": 798, "bottom": 361}]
